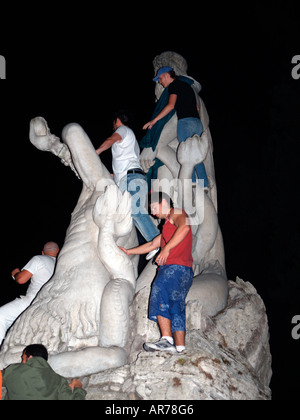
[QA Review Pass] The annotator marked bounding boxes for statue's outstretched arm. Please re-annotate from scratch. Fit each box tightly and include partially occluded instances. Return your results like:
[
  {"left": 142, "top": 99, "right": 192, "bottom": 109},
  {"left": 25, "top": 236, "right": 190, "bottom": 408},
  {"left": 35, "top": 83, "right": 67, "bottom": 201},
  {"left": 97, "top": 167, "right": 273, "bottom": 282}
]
[
  {"left": 29, "top": 117, "right": 79, "bottom": 178},
  {"left": 93, "top": 185, "right": 136, "bottom": 347}
]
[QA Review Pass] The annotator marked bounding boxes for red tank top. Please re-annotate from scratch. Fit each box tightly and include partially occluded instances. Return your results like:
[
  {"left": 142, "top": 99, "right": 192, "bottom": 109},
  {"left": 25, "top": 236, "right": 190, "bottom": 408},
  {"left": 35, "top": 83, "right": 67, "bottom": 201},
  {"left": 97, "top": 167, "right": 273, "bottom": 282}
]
[{"left": 161, "top": 218, "right": 193, "bottom": 267}]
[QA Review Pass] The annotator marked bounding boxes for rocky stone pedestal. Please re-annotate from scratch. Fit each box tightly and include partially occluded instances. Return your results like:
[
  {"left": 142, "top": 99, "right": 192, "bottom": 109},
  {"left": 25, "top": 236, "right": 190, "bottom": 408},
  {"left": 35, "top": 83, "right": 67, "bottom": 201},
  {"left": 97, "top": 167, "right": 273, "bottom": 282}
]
[{"left": 83, "top": 278, "right": 272, "bottom": 400}]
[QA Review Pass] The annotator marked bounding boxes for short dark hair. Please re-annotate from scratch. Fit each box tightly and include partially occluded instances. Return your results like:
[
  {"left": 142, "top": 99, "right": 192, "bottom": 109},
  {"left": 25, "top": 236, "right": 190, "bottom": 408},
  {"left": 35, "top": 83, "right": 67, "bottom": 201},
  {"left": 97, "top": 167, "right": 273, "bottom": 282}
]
[
  {"left": 113, "top": 109, "right": 130, "bottom": 126},
  {"left": 167, "top": 70, "right": 177, "bottom": 79},
  {"left": 150, "top": 191, "right": 174, "bottom": 209},
  {"left": 23, "top": 344, "right": 48, "bottom": 361}
]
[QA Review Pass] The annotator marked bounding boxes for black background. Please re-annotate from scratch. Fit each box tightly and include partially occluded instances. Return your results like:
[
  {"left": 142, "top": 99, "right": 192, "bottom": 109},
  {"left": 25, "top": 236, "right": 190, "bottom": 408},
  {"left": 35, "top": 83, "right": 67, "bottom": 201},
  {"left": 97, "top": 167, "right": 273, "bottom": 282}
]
[{"left": 1, "top": 2, "right": 299, "bottom": 400}]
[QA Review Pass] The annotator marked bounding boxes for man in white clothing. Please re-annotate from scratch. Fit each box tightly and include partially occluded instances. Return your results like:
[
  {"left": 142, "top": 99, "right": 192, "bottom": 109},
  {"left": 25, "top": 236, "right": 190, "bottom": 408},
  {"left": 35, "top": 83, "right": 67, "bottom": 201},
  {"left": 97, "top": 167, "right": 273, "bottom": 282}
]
[
  {"left": 96, "top": 111, "right": 160, "bottom": 242},
  {"left": 0, "top": 242, "right": 59, "bottom": 347}
]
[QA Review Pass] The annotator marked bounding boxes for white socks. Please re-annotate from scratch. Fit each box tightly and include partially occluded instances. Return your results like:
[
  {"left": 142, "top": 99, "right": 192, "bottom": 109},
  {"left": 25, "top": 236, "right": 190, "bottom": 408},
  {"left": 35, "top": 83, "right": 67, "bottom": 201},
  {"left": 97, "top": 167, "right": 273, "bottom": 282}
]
[
  {"left": 162, "top": 336, "right": 185, "bottom": 353},
  {"left": 162, "top": 336, "right": 174, "bottom": 345}
]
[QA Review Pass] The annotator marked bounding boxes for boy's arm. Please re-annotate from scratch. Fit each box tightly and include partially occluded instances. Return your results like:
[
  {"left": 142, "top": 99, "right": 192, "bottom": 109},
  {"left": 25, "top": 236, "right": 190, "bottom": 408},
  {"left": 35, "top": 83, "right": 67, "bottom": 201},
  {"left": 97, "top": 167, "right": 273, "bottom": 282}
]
[
  {"left": 58, "top": 377, "right": 86, "bottom": 400},
  {"left": 11, "top": 268, "right": 32, "bottom": 285},
  {"left": 120, "top": 234, "right": 161, "bottom": 256},
  {"left": 164, "top": 211, "right": 191, "bottom": 252},
  {"left": 143, "top": 94, "right": 177, "bottom": 130},
  {"left": 96, "top": 132, "right": 122, "bottom": 155}
]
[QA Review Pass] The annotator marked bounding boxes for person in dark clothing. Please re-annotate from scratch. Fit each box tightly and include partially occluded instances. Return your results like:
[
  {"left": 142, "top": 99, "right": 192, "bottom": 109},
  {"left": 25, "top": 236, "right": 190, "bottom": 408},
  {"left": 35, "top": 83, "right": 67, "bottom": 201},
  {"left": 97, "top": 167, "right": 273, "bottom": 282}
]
[
  {"left": 0, "top": 344, "right": 86, "bottom": 400},
  {"left": 143, "top": 67, "right": 209, "bottom": 187}
]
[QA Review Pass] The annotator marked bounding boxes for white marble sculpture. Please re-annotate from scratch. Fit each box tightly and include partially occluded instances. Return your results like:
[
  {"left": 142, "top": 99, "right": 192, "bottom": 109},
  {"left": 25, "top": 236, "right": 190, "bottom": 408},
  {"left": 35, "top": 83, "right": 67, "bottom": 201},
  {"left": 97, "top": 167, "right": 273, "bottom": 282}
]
[
  {"left": 0, "top": 52, "right": 228, "bottom": 378},
  {"left": 140, "top": 51, "right": 228, "bottom": 313},
  {"left": 0, "top": 118, "right": 140, "bottom": 376}
]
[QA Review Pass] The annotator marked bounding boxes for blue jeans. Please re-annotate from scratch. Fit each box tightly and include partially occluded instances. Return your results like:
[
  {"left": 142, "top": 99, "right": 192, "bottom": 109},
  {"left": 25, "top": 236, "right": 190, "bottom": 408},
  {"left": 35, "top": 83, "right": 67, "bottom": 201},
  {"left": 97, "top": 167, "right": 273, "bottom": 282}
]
[
  {"left": 119, "top": 173, "right": 160, "bottom": 242},
  {"left": 177, "top": 117, "right": 209, "bottom": 187}
]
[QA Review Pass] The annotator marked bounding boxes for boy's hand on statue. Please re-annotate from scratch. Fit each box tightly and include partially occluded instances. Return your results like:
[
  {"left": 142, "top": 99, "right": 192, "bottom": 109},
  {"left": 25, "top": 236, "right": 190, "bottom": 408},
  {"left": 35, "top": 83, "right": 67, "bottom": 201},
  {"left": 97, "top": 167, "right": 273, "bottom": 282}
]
[{"left": 119, "top": 246, "right": 130, "bottom": 255}]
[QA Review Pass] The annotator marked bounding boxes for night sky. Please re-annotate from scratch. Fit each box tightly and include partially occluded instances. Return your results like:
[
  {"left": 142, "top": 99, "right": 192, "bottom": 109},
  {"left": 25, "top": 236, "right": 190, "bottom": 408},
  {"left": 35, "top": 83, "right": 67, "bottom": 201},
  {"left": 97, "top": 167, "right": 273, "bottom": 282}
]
[{"left": 1, "top": 2, "right": 299, "bottom": 400}]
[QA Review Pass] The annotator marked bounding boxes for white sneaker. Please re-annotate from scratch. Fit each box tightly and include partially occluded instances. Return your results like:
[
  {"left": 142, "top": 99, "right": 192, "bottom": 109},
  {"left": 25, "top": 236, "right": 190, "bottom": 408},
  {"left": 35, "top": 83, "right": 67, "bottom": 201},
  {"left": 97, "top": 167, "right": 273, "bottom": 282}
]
[
  {"left": 146, "top": 248, "right": 160, "bottom": 261},
  {"left": 143, "top": 338, "right": 177, "bottom": 353}
]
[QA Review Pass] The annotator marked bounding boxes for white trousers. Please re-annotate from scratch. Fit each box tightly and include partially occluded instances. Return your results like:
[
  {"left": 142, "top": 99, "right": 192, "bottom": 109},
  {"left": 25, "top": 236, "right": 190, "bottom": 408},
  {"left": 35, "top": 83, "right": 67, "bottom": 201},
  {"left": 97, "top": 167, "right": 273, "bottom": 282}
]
[{"left": 0, "top": 296, "right": 33, "bottom": 345}]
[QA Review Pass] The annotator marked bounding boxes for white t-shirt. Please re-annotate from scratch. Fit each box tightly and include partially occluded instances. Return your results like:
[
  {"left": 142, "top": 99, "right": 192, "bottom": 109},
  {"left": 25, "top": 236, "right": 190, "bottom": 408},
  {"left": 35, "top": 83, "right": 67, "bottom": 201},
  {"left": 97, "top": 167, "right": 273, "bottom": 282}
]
[
  {"left": 112, "top": 125, "right": 142, "bottom": 186},
  {"left": 22, "top": 255, "right": 56, "bottom": 299}
]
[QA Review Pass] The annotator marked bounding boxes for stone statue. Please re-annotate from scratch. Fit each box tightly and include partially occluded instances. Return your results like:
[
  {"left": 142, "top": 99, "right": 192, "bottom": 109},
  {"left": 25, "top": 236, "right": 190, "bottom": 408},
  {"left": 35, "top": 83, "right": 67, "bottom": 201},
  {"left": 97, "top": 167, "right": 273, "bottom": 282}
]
[
  {"left": 140, "top": 51, "right": 228, "bottom": 315},
  {"left": 0, "top": 52, "right": 228, "bottom": 379},
  {"left": 0, "top": 118, "right": 140, "bottom": 377}
]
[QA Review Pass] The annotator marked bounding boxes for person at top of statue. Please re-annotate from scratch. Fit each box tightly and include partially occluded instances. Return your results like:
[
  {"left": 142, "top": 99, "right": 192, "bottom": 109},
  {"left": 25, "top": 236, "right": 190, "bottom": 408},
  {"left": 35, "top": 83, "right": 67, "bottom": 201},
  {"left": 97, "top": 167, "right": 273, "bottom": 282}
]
[
  {"left": 143, "top": 67, "right": 209, "bottom": 189},
  {"left": 96, "top": 110, "right": 160, "bottom": 243}
]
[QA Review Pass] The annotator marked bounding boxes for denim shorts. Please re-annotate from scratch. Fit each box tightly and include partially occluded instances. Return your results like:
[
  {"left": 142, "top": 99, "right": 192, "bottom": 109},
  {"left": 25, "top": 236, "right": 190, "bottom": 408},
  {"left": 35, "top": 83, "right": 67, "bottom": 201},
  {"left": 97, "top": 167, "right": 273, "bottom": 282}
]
[
  {"left": 149, "top": 264, "right": 193, "bottom": 333},
  {"left": 177, "top": 117, "right": 203, "bottom": 143}
]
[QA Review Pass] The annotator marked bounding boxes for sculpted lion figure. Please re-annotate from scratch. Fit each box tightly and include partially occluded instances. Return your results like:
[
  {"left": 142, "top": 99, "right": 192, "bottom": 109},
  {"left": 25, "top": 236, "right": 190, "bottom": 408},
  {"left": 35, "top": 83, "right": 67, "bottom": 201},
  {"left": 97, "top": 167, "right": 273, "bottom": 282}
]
[{"left": 0, "top": 52, "right": 228, "bottom": 378}]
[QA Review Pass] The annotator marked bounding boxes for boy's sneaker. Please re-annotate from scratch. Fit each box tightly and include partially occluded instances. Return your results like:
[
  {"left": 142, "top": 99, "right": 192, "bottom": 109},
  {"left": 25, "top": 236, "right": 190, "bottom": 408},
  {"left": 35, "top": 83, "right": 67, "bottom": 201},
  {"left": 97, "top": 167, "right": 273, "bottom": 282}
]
[
  {"left": 145, "top": 248, "right": 160, "bottom": 261},
  {"left": 143, "top": 338, "right": 177, "bottom": 353}
]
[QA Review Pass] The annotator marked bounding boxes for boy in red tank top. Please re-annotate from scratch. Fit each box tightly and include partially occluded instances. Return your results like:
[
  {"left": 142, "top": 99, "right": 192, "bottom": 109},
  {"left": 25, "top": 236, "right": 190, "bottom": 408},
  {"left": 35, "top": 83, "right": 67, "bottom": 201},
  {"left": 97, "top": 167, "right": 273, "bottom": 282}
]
[{"left": 120, "top": 192, "right": 193, "bottom": 354}]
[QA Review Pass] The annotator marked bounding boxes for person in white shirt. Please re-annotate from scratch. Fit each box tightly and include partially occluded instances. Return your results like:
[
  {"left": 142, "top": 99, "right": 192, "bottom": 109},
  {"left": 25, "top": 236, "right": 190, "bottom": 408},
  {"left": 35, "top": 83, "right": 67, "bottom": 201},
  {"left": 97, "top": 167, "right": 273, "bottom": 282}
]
[
  {"left": 96, "top": 111, "right": 160, "bottom": 242},
  {"left": 0, "top": 242, "right": 59, "bottom": 347}
]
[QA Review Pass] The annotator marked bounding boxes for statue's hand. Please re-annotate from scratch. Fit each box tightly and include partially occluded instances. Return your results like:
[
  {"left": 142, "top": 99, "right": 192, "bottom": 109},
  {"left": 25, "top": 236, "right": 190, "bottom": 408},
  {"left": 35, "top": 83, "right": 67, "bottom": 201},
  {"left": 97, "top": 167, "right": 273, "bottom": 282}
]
[
  {"left": 29, "top": 117, "right": 80, "bottom": 178},
  {"left": 93, "top": 185, "right": 132, "bottom": 237},
  {"left": 29, "top": 117, "right": 61, "bottom": 153},
  {"left": 57, "top": 144, "right": 80, "bottom": 178},
  {"left": 177, "top": 131, "right": 209, "bottom": 167},
  {"left": 140, "top": 147, "right": 157, "bottom": 173}
]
